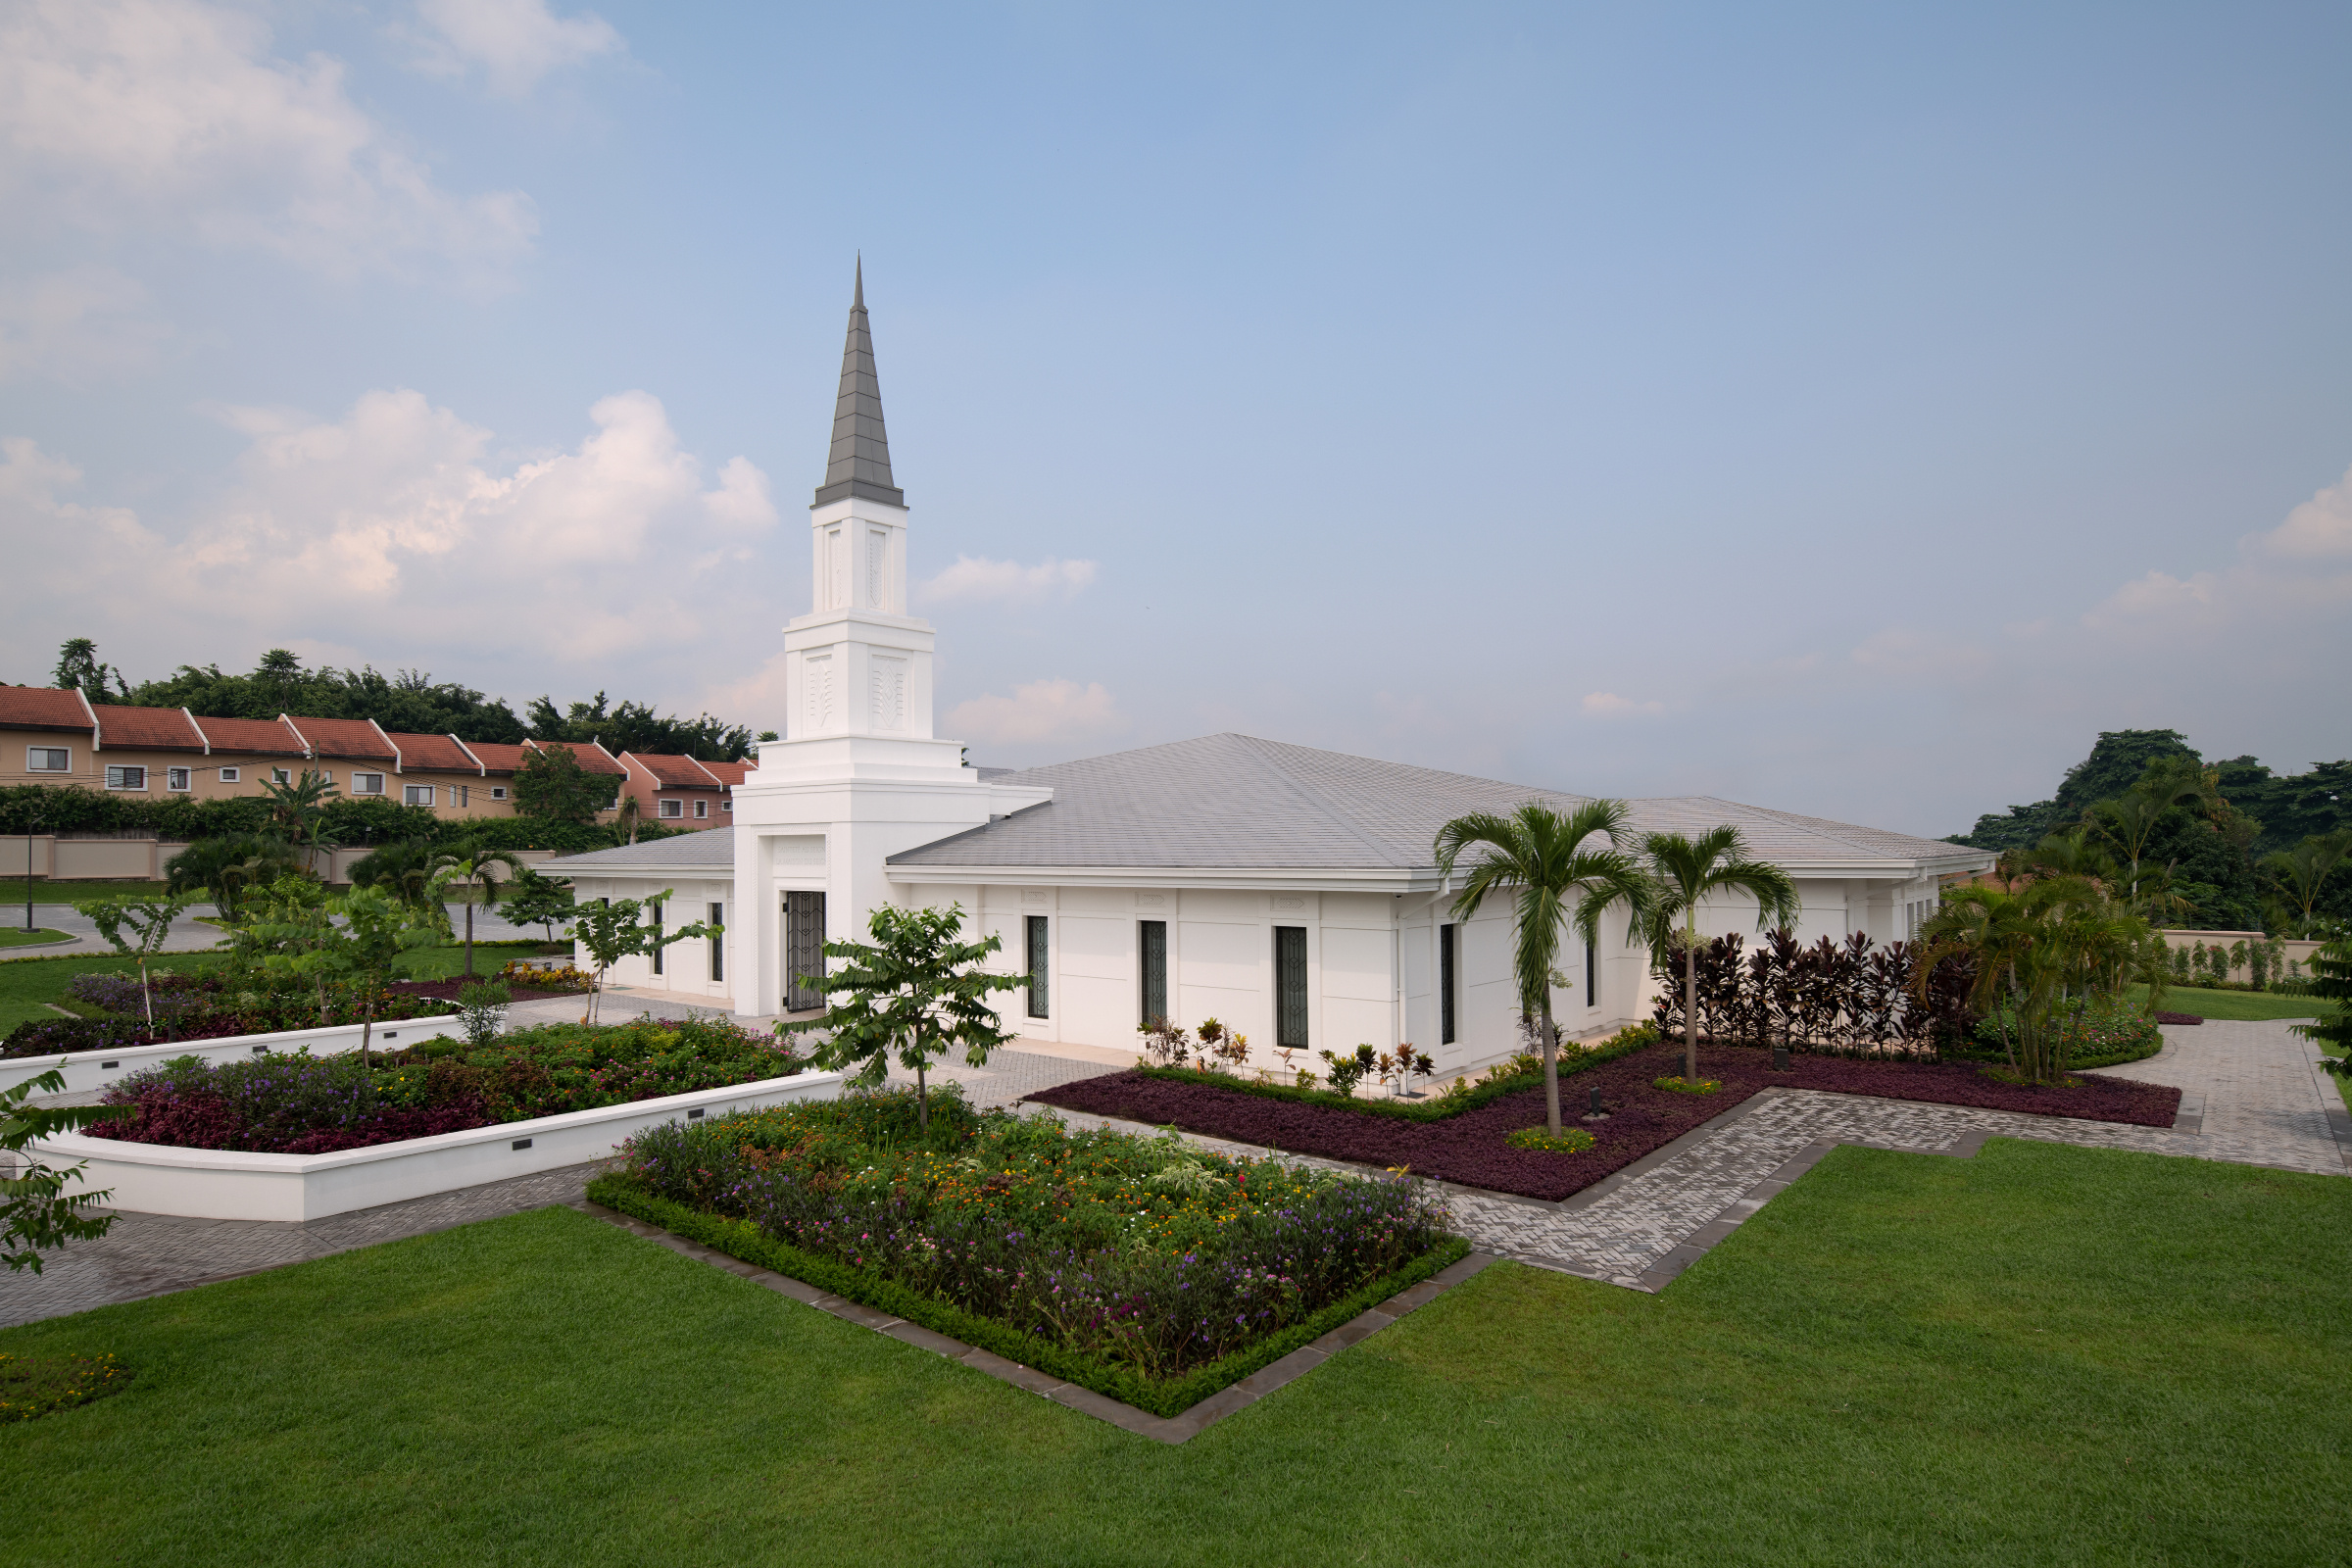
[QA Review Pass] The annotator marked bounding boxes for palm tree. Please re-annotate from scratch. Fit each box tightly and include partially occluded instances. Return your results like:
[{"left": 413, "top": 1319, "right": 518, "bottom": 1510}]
[
  {"left": 2084, "top": 757, "right": 2211, "bottom": 892},
  {"left": 2261, "top": 830, "right": 2352, "bottom": 936},
  {"left": 347, "top": 841, "right": 444, "bottom": 910},
  {"left": 426, "top": 838, "right": 525, "bottom": 978},
  {"left": 165, "top": 834, "right": 304, "bottom": 922},
  {"left": 256, "top": 768, "right": 342, "bottom": 875},
  {"left": 1433, "top": 801, "right": 1649, "bottom": 1136},
  {"left": 1915, "top": 876, "right": 2154, "bottom": 1083},
  {"left": 1635, "top": 827, "right": 1801, "bottom": 1082}
]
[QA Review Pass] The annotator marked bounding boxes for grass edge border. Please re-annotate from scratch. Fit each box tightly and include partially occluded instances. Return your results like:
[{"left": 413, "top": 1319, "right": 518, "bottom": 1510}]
[{"left": 583, "top": 1171, "right": 1472, "bottom": 1422}]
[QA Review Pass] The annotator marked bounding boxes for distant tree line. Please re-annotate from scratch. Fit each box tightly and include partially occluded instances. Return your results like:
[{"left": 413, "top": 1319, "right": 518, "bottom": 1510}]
[{"left": 39, "top": 640, "right": 756, "bottom": 760}]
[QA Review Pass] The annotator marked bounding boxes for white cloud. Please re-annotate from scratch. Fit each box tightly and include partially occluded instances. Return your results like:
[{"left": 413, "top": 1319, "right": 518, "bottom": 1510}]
[
  {"left": 0, "top": 0, "right": 535, "bottom": 279},
  {"left": 2082, "top": 464, "right": 2352, "bottom": 634},
  {"left": 2248, "top": 463, "right": 2352, "bottom": 562},
  {"left": 0, "top": 267, "right": 172, "bottom": 383},
  {"left": 943, "top": 679, "right": 1126, "bottom": 750},
  {"left": 3, "top": 390, "right": 776, "bottom": 674},
  {"left": 411, "top": 0, "right": 622, "bottom": 96},
  {"left": 1581, "top": 691, "right": 1663, "bottom": 717},
  {"left": 916, "top": 555, "right": 1099, "bottom": 606}
]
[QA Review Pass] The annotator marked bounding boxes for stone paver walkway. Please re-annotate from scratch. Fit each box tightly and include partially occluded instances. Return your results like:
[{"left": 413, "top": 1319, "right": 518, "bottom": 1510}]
[{"left": 0, "top": 1162, "right": 605, "bottom": 1330}]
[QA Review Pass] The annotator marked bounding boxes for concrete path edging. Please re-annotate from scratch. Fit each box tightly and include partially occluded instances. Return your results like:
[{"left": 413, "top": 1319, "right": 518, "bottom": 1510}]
[{"left": 576, "top": 1197, "right": 1495, "bottom": 1444}]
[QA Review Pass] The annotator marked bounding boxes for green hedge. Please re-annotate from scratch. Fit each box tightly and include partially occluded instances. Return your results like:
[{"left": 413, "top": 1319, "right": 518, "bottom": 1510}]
[
  {"left": 584, "top": 1173, "right": 1470, "bottom": 1420},
  {"left": 1134, "top": 1023, "right": 1662, "bottom": 1125},
  {"left": 0, "top": 785, "right": 693, "bottom": 854}
]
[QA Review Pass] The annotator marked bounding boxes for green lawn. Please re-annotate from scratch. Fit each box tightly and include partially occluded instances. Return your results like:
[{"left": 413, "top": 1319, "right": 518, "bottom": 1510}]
[
  {"left": 2129, "top": 982, "right": 2319, "bottom": 1021},
  {"left": 0, "top": 878, "right": 173, "bottom": 906},
  {"left": 0, "top": 1138, "right": 2340, "bottom": 1565},
  {"left": 0, "top": 928, "right": 70, "bottom": 949}
]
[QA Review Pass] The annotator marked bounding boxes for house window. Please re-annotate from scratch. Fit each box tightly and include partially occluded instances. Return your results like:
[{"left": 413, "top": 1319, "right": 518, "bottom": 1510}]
[
  {"left": 1586, "top": 940, "right": 1598, "bottom": 1009},
  {"left": 708, "top": 903, "right": 725, "bottom": 982},
  {"left": 1274, "top": 925, "right": 1308, "bottom": 1049},
  {"left": 659, "top": 799, "right": 683, "bottom": 819},
  {"left": 167, "top": 766, "right": 193, "bottom": 792},
  {"left": 721, "top": 799, "right": 732, "bottom": 811},
  {"left": 1025, "top": 915, "right": 1050, "bottom": 1019},
  {"left": 1439, "top": 924, "right": 1456, "bottom": 1046},
  {"left": 650, "top": 901, "right": 663, "bottom": 977},
  {"left": 351, "top": 772, "right": 385, "bottom": 796},
  {"left": 404, "top": 784, "right": 434, "bottom": 807},
  {"left": 1139, "top": 919, "right": 1168, "bottom": 1025},
  {"left": 490, "top": 786, "right": 507, "bottom": 801},
  {"left": 459, "top": 785, "right": 469, "bottom": 808},
  {"left": 271, "top": 768, "right": 291, "bottom": 784},
  {"left": 219, "top": 766, "right": 240, "bottom": 783},
  {"left": 26, "top": 748, "right": 70, "bottom": 772},
  {"left": 105, "top": 764, "right": 147, "bottom": 792},
  {"left": 693, "top": 799, "right": 709, "bottom": 819}
]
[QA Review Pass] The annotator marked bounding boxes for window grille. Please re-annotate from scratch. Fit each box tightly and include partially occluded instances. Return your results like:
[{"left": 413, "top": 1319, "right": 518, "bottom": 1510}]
[
  {"left": 1139, "top": 920, "right": 1167, "bottom": 1025},
  {"left": 1026, "top": 915, "right": 1051, "bottom": 1019},
  {"left": 1275, "top": 926, "right": 1308, "bottom": 1048},
  {"left": 1439, "top": 924, "right": 1456, "bottom": 1045}
]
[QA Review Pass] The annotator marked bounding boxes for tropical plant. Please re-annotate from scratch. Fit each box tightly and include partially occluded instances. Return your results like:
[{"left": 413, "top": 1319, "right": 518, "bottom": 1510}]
[
  {"left": 1, "top": 1069, "right": 130, "bottom": 1273},
  {"left": 164, "top": 834, "right": 305, "bottom": 921},
  {"left": 424, "top": 836, "right": 525, "bottom": 978},
  {"left": 255, "top": 768, "right": 343, "bottom": 873},
  {"left": 564, "top": 891, "right": 716, "bottom": 1024},
  {"left": 785, "top": 904, "right": 1025, "bottom": 1127},
  {"left": 50, "top": 637, "right": 128, "bottom": 704},
  {"left": 499, "top": 865, "right": 576, "bottom": 944},
  {"left": 1912, "top": 876, "right": 2155, "bottom": 1084},
  {"left": 2293, "top": 926, "right": 2352, "bottom": 1077},
  {"left": 1433, "top": 801, "right": 1650, "bottom": 1137},
  {"left": 1632, "top": 825, "right": 1800, "bottom": 1087},
  {"left": 70, "top": 894, "right": 199, "bottom": 1024},
  {"left": 456, "top": 981, "right": 513, "bottom": 1049},
  {"left": 346, "top": 839, "right": 443, "bottom": 911},
  {"left": 2260, "top": 830, "right": 2352, "bottom": 936},
  {"left": 242, "top": 883, "right": 443, "bottom": 1059}
]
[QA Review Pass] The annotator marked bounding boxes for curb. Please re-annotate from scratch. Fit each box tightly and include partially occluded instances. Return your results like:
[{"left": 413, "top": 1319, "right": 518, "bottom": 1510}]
[{"left": 572, "top": 1198, "right": 1496, "bottom": 1444}]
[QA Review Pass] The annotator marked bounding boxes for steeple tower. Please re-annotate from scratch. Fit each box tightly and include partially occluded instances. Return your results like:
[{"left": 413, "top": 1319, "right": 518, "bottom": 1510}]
[{"left": 813, "top": 259, "right": 903, "bottom": 507}]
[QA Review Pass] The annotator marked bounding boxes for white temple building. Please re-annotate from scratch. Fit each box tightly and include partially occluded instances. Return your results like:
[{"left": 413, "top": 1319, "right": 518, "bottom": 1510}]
[{"left": 549, "top": 271, "right": 1990, "bottom": 1076}]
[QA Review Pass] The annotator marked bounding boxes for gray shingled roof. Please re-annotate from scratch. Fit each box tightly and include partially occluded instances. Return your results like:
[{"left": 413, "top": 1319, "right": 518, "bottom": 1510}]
[
  {"left": 812, "top": 259, "right": 903, "bottom": 508},
  {"left": 889, "top": 733, "right": 1984, "bottom": 874},
  {"left": 543, "top": 832, "right": 737, "bottom": 874}
]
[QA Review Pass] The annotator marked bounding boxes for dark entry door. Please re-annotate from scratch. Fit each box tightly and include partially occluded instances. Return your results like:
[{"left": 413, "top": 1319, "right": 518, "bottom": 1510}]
[{"left": 784, "top": 891, "right": 827, "bottom": 1012}]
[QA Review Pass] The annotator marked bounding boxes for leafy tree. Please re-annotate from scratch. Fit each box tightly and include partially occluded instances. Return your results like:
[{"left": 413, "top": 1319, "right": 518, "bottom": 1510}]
[
  {"left": 424, "top": 837, "right": 525, "bottom": 977},
  {"left": 513, "top": 745, "right": 618, "bottom": 824},
  {"left": 51, "top": 638, "right": 129, "bottom": 703},
  {"left": 2295, "top": 926, "right": 2352, "bottom": 1076},
  {"left": 2, "top": 1070, "right": 131, "bottom": 1273},
  {"left": 257, "top": 768, "right": 343, "bottom": 874},
  {"left": 164, "top": 834, "right": 303, "bottom": 922},
  {"left": 72, "top": 893, "right": 199, "bottom": 1023},
  {"left": 2261, "top": 831, "right": 2352, "bottom": 936},
  {"left": 1634, "top": 826, "right": 1801, "bottom": 1084},
  {"left": 564, "top": 891, "right": 716, "bottom": 1023},
  {"left": 1915, "top": 877, "right": 2157, "bottom": 1083},
  {"left": 787, "top": 904, "right": 1024, "bottom": 1128},
  {"left": 123, "top": 653, "right": 530, "bottom": 744},
  {"left": 244, "top": 883, "right": 443, "bottom": 1059},
  {"left": 498, "top": 866, "right": 575, "bottom": 943},
  {"left": 526, "top": 691, "right": 754, "bottom": 762},
  {"left": 1432, "top": 802, "right": 1648, "bottom": 1136},
  {"left": 346, "top": 840, "right": 443, "bottom": 911}
]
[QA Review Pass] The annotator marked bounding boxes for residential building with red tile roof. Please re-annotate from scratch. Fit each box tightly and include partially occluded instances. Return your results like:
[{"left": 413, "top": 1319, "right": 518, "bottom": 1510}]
[{"left": 617, "top": 751, "right": 735, "bottom": 828}]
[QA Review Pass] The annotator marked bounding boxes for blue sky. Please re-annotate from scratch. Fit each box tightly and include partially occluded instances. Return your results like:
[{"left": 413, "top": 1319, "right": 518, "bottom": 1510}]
[{"left": 4, "top": 0, "right": 2347, "bottom": 836}]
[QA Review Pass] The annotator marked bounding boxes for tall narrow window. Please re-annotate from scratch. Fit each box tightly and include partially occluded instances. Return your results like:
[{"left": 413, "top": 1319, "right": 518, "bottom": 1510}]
[
  {"left": 708, "top": 902, "right": 725, "bottom": 982},
  {"left": 649, "top": 901, "right": 663, "bottom": 976},
  {"left": 1439, "top": 923, "right": 1456, "bottom": 1046},
  {"left": 1275, "top": 925, "right": 1308, "bottom": 1049},
  {"left": 1139, "top": 920, "right": 1168, "bottom": 1025},
  {"left": 1585, "top": 940, "right": 1597, "bottom": 1009},
  {"left": 784, "top": 892, "right": 827, "bottom": 1011},
  {"left": 1025, "top": 915, "right": 1051, "bottom": 1019}
]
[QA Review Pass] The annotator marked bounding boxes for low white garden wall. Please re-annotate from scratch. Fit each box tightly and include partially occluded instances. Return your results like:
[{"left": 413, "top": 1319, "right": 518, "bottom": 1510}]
[
  {"left": 0, "top": 1017, "right": 466, "bottom": 1097},
  {"left": 34, "top": 1069, "right": 847, "bottom": 1222}
]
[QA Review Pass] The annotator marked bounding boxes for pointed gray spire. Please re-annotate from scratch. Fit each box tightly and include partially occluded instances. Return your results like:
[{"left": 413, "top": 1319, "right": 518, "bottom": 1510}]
[{"left": 813, "top": 257, "right": 904, "bottom": 507}]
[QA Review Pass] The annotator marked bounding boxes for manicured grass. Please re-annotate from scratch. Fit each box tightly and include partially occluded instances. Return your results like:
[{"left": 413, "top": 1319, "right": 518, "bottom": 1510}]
[
  {"left": 0, "top": 928, "right": 71, "bottom": 949},
  {"left": 0, "top": 879, "right": 173, "bottom": 905},
  {"left": 0, "top": 1138, "right": 2341, "bottom": 1564},
  {"left": 2128, "top": 983, "right": 2319, "bottom": 1022}
]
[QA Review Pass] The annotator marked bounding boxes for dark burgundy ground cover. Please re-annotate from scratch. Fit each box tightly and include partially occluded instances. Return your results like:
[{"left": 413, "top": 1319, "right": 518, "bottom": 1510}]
[
  {"left": 1026, "top": 1041, "right": 2184, "bottom": 1202},
  {"left": 388, "top": 979, "right": 580, "bottom": 1003}
]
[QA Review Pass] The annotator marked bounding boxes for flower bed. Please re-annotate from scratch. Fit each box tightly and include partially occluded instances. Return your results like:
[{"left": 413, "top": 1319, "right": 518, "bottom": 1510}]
[
  {"left": 1027, "top": 1040, "right": 2183, "bottom": 1202},
  {"left": 5, "top": 973, "right": 461, "bottom": 1060},
  {"left": 590, "top": 1086, "right": 1463, "bottom": 1416},
  {"left": 82, "top": 1015, "right": 806, "bottom": 1154}
]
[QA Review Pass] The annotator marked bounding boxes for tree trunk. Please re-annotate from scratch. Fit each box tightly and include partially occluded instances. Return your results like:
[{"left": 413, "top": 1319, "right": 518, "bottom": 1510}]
[
  {"left": 138, "top": 957, "right": 153, "bottom": 1026},
  {"left": 1684, "top": 943, "right": 1699, "bottom": 1081},
  {"left": 464, "top": 897, "right": 475, "bottom": 980},
  {"left": 361, "top": 993, "right": 374, "bottom": 1066},
  {"left": 1541, "top": 998, "right": 1561, "bottom": 1135},
  {"left": 916, "top": 1062, "right": 929, "bottom": 1129}
]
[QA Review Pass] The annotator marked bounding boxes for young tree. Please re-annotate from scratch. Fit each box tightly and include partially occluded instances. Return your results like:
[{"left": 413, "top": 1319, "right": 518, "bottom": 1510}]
[
  {"left": 1635, "top": 827, "right": 1801, "bottom": 1084},
  {"left": 2, "top": 1070, "right": 131, "bottom": 1273},
  {"left": 513, "top": 745, "right": 617, "bottom": 825},
  {"left": 2296, "top": 926, "right": 2352, "bottom": 1081},
  {"left": 499, "top": 866, "right": 576, "bottom": 945},
  {"left": 256, "top": 768, "right": 344, "bottom": 874},
  {"left": 564, "top": 891, "right": 715, "bottom": 1023},
  {"left": 1432, "top": 801, "right": 1649, "bottom": 1136},
  {"left": 73, "top": 893, "right": 199, "bottom": 1024},
  {"left": 788, "top": 904, "right": 1025, "bottom": 1128},
  {"left": 251, "top": 885, "right": 443, "bottom": 1060},
  {"left": 425, "top": 837, "right": 525, "bottom": 978}
]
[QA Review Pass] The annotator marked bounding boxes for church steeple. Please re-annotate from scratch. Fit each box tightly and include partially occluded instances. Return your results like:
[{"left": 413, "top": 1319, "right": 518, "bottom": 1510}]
[{"left": 813, "top": 257, "right": 903, "bottom": 507}]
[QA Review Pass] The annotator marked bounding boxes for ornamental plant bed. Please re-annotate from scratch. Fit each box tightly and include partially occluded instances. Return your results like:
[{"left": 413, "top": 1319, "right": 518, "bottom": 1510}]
[
  {"left": 1027, "top": 1040, "right": 2183, "bottom": 1202},
  {"left": 80, "top": 1015, "right": 808, "bottom": 1155},
  {"left": 3, "top": 972, "right": 459, "bottom": 1059},
  {"left": 592, "top": 1086, "right": 1464, "bottom": 1417}
]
